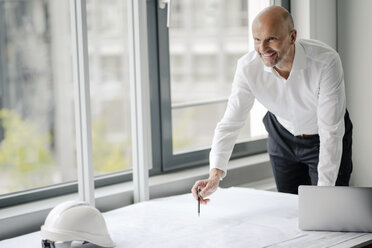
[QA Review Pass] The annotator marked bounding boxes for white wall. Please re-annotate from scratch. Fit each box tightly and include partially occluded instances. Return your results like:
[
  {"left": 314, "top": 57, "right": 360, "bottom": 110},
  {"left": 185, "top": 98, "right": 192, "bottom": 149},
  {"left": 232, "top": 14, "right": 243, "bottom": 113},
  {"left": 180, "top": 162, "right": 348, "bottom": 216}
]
[
  {"left": 292, "top": 0, "right": 372, "bottom": 186},
  {"left": 338, "top": 0, "right": 372, "bottom": 187},
  {"left": 291, "top": 0, "right": 337, "bottom": 49}
]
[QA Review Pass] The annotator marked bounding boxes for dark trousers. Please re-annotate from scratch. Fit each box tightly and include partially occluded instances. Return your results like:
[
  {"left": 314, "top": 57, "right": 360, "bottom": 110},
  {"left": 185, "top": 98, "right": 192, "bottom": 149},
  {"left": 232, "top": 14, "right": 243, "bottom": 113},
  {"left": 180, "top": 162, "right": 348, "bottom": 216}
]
[{"left": 262, "top": 110, "right": 353, "bottom": 194}]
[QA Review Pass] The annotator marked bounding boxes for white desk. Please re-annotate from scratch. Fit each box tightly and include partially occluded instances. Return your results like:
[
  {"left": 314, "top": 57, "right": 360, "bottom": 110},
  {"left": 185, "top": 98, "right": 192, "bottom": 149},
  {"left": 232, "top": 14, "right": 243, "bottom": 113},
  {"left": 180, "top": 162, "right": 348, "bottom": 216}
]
[{"left": 1, "top": 187, "right": 372, "bottom": 248}]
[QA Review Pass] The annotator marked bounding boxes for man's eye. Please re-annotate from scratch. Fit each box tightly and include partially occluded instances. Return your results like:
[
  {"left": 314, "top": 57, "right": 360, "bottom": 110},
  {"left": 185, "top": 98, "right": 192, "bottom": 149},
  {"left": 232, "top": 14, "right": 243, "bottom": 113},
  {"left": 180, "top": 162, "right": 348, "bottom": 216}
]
[{"left": 268, "top": 37, "right": 276, "bottom": 41}]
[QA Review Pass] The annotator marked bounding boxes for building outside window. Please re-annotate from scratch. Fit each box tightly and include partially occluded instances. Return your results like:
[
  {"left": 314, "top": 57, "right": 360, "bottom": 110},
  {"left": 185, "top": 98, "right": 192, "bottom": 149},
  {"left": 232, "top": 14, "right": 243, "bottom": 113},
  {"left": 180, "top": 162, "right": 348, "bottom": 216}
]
[
  {"left": 0, "top": 0, "right": 131, "bottom": 197},
  {"left": 163, "top": 0, "right": 270, "bottom": 165},
  {"left": 0, "top": 0, "right": 76, "bottom": 195},
  {"left": 86, "top": 0, "right": 132, "bottom": 177}
]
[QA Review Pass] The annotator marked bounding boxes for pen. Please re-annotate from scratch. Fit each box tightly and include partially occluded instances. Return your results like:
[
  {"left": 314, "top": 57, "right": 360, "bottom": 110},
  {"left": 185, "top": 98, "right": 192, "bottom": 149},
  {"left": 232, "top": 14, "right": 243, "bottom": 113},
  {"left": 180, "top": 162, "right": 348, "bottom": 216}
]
[{"left": 198, "top": 186, "right": 201, "bottom": 217}]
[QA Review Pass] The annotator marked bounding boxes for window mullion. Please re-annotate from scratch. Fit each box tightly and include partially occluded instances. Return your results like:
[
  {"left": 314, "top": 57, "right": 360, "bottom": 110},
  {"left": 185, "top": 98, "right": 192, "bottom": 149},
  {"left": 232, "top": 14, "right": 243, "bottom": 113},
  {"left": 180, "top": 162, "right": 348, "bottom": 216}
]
[
  {"left": 128, "top": 0, "right": 152, "bottom": 203},
  {"left": 69, "top": 0, "right": 95, "bottom": 205}
]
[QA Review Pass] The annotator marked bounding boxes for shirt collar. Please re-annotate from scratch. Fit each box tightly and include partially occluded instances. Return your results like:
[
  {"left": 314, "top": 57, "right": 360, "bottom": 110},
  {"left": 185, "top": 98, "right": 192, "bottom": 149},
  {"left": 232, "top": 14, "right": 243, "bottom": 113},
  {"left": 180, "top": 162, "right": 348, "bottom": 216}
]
[
  {"left": 292, "top": 41, "right": 307, "bottom": 70},
  {"left": 262, "top": 41, "right": 307, "bottom": 73}
]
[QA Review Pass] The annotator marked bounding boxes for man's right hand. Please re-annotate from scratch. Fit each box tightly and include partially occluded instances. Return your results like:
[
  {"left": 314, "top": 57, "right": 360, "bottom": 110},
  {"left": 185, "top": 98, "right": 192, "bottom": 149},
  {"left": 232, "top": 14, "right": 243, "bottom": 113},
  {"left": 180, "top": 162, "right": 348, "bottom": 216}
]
[{"left": 191, "top": 168, "right": 224, "bottom": 204}]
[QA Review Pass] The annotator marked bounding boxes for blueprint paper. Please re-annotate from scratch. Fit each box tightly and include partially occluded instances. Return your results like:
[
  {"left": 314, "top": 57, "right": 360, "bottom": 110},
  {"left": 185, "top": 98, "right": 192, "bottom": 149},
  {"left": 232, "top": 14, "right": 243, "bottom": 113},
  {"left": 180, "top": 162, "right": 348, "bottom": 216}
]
[{"left": 1, "top": 187, "right": 371, "bottom": 248}]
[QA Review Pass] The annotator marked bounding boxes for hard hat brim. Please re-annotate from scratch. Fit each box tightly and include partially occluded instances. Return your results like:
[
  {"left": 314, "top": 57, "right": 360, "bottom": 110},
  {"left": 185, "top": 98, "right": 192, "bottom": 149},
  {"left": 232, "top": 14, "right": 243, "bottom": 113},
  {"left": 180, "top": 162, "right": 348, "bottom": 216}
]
[{"left": 41, "top": 225, "right": 115, "bottom": 247}]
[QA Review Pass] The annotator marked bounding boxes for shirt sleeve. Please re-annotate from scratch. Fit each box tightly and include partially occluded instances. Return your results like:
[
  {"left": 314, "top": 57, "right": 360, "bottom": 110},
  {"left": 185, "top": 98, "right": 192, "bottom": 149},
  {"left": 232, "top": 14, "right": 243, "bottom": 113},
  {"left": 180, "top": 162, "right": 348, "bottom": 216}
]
[
  {"left": 317, "top": 54, "right": 346, "bottom": 186},
  {"left": 209, "top": 60, "right": 255, "bottom": 178}
]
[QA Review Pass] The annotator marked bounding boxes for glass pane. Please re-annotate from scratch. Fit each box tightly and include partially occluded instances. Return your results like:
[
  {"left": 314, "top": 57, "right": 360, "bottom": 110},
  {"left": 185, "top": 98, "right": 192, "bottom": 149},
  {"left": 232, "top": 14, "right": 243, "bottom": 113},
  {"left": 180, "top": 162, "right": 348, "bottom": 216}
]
[
  {"left": 169, "top": 0, "right": 270, "bottom": 153},
  {"left": 0, "top": 0, "right": 76, "bottom": 195},
  {"left": 86, "top": 0, "right": 132, "bottom": 176},
  {"left": 172, "top": 100, "right": 267, "bottom": 154}
]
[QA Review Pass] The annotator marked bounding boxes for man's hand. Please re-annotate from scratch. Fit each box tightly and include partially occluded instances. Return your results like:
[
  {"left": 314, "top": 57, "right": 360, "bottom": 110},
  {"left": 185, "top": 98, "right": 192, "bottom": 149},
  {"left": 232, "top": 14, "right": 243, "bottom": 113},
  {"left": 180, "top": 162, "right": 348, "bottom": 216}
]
[{"left": 191, "top": 168, "right": 224, "bottom": 204}]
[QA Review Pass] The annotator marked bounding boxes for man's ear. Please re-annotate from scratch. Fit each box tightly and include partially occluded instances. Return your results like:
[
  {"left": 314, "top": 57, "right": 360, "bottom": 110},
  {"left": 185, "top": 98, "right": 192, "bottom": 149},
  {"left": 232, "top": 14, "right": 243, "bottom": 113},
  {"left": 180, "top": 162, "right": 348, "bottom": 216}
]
[{"left": 290, "top": 29, "right": 297, "bottom": 44}]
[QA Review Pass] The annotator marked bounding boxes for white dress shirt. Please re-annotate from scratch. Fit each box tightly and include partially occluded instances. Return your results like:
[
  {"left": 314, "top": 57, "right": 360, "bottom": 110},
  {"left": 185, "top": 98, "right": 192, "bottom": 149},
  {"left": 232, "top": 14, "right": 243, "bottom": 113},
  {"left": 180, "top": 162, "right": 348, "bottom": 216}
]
[{"left": 210, "top": 39, "right": 346, "bottom": 186}]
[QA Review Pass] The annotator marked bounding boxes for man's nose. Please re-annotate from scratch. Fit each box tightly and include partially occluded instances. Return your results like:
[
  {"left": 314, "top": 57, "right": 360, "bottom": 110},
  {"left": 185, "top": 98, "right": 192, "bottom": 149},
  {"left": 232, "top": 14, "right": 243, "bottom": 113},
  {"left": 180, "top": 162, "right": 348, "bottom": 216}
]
[{"left": 260, "top": 41, "right": 268, "bottom": 52}]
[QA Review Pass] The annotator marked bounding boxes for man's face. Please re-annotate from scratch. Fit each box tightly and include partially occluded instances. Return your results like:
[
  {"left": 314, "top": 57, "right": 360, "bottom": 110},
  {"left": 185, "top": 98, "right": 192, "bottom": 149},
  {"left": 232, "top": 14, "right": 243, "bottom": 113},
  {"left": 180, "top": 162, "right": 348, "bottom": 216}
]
[{"left": 252, "top": 21, "right": 295, "bottom": 68}]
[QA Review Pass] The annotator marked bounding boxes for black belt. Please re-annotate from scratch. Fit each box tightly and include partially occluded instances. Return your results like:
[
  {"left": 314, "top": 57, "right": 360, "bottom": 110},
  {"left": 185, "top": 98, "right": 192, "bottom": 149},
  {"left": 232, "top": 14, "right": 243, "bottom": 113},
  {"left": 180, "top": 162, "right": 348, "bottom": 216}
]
[{"left": 295, "top": 134, "right": 318, "bottom": 138}]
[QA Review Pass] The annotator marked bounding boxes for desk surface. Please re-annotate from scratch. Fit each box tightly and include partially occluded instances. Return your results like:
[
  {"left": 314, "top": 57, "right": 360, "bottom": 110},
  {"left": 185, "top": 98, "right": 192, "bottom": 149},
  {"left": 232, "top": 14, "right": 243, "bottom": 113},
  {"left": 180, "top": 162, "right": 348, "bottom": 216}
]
[{"left": 1, "top": 187, "right": 372, "bottom": 248}]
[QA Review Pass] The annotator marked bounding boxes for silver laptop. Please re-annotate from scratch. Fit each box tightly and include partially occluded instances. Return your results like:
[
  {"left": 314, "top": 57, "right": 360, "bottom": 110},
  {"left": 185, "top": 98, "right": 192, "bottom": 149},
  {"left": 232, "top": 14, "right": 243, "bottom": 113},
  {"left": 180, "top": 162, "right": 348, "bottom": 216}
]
[{"left": 299, "top": 185, "right": 372, "bottom": 232}]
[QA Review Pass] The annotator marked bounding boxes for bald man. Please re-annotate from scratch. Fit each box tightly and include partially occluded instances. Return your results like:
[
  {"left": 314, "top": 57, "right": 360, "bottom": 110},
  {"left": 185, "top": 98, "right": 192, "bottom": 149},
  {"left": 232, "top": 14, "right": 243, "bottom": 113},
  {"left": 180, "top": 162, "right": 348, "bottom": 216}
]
[{"left": 192, "top": 6, "right": 353, "bottom": 202}]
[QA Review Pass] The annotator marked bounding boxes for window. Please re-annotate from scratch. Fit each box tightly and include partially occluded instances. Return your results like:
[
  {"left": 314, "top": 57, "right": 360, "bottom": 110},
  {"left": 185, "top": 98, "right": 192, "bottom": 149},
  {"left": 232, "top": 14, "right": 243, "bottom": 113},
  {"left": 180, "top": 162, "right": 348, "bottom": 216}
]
[
  {"left": 86, "top": 0, "right": 132, "bottom": 177},
  {"left": 0, "top": 0, "right": 133, "bottom": 207},
  {"left": 0, "top": 0, "right": 77, "bottom": 197},
  {"left": 157, "top": 0, "right": 271, "bottom": 171},
  {"left": 0, "top": 0, "right": 288, "bottom": 208}
]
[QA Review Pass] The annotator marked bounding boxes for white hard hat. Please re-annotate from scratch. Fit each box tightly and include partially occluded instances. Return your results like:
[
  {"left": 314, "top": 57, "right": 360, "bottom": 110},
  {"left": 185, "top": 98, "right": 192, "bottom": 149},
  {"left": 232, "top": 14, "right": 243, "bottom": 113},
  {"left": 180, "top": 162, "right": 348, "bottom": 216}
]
[{"left": 40, "top": 201, "right": 115, "bottom": 247}]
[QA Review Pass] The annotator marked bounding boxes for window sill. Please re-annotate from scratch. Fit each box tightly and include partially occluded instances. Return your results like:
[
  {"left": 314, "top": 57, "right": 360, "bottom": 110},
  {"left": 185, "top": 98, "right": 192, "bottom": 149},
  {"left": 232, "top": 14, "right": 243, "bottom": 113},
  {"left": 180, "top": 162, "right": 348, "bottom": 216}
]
[{"left": 0, "top": 152, "right": 272, "bottom": 240}]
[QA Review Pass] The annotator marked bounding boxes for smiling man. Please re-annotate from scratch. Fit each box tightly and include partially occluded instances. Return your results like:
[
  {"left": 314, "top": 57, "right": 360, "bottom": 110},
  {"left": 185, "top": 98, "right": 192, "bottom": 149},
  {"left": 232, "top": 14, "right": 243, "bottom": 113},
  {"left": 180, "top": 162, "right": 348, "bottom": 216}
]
[{"left": 192, "top": 6, "right": 353, "bottom": 203}]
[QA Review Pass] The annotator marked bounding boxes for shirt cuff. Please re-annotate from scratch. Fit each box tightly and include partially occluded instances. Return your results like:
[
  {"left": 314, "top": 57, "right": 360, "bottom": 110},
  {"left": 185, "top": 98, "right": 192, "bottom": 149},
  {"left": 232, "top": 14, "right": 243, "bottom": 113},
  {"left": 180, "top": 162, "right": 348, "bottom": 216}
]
[
  {"left": 317, "top": 180, "right": 335, "bottom": 186},
  {"left": 210, "top": 166, "right": 226, "bottom": 179}
]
